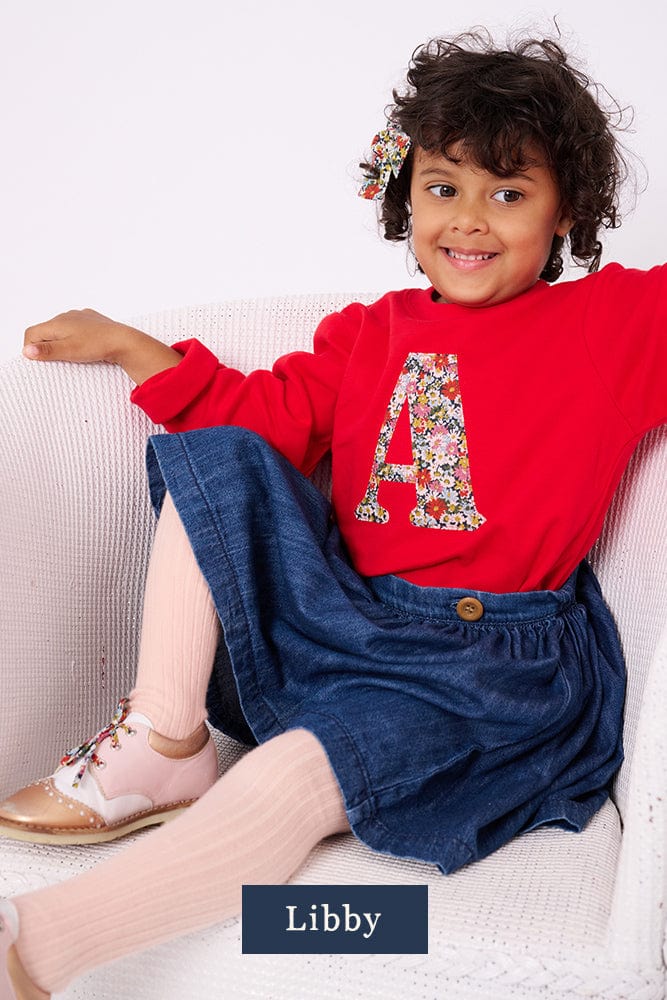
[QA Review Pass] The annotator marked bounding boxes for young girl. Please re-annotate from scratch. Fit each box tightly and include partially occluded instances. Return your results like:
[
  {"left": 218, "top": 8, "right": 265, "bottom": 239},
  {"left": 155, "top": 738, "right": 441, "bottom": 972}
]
[{"left": 1, "top": 30, "right": 665, "bottom": 1000}]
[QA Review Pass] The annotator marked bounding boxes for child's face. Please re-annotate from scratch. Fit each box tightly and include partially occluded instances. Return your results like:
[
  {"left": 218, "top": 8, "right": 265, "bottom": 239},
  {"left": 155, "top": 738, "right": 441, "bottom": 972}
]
[{"left": 409, "top": 145, "right": 572, "bottom": 307}]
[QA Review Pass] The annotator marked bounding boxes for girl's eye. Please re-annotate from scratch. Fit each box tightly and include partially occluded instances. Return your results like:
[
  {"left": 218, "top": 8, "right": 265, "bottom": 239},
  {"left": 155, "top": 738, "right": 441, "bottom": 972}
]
[
  {"left": 492, "top": 189, "right": 523, "bottom": 204},
  {"left": 427, "top": 184, "right": 457, "bottom": 199}
]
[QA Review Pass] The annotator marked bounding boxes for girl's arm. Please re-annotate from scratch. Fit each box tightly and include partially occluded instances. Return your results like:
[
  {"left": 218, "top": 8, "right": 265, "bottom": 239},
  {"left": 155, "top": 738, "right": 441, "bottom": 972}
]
[
  {"left": 130, "top": 304, "right": 364, "bottom": 476},
  {"left": 23, "top": 308, "right": 181, "bottom": 385}
]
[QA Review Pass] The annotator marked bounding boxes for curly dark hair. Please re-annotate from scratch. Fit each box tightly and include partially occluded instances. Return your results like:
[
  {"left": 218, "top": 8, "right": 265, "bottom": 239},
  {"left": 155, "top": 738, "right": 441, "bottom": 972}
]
[{"left": 360, "top": 30, "right": 631, "bottom": 281}]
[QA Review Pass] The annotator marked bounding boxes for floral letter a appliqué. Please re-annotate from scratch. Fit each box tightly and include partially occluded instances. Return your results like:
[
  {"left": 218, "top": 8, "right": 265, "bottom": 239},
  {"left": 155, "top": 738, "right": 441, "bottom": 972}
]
[{"left": 355, "top": 353, "right": 486, "bottom": 530}]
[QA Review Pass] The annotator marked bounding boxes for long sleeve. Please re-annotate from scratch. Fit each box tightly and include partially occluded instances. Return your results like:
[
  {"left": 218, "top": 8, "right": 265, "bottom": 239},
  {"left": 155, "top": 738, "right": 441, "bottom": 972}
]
[
  {"left": 580, "top": 263, "right": 667, "bottom": 435},
  {"left": 130, "top": 307, "right": 362, "bottom": 476}
]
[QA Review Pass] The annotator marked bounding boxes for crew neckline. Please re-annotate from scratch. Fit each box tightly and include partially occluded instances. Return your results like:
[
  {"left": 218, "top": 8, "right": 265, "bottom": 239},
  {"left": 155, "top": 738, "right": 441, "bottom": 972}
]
[{"left": 400, "top": 281, "right": 549, "bottom": 320}]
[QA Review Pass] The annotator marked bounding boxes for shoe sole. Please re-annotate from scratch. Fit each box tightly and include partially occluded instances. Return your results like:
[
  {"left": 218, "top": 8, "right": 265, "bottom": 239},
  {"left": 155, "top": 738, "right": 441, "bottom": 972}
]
[{"left": 0, "top": 805, "right": 191, "bottom": 845}]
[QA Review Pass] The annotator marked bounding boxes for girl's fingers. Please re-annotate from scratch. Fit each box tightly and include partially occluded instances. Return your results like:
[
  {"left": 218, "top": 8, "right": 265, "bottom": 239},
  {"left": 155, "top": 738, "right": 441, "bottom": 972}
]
[
  {"left": 22, "top": 338, "right": 65, "bottom": 361},
  {"left": 24, "top": 315, "right": 90, "bottom": 362},
  {"left": 23, "top": 313, "right": 82, "bottom": 359},
  {"left": 23, "top": 319, "right": 54, "bottom": 346}
]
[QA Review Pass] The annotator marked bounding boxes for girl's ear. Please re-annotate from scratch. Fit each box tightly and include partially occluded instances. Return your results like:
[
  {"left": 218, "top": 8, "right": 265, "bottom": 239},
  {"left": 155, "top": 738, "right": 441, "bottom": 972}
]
[{"left": 555, "top": 208, "right": 573, "bottom": 238}]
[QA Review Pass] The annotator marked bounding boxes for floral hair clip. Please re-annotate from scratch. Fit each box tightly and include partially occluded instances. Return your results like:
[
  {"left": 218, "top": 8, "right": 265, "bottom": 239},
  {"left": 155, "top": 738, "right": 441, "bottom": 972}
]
[{"left": 359, "top": 125, "right": 411, "bottom": 201}]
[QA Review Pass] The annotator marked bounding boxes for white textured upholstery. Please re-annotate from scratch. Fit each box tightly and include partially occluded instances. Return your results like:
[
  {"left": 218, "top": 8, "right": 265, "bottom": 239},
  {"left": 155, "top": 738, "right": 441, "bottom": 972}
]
[{"left": 0, "top": 294, "right": 665, "bottom": 999}]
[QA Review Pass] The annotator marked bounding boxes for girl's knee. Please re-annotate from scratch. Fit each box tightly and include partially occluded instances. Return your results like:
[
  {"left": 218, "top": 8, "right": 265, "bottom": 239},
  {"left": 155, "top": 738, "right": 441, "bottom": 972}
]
[{"left": 225, "top": 729, "right": 350, "bottom": 835}]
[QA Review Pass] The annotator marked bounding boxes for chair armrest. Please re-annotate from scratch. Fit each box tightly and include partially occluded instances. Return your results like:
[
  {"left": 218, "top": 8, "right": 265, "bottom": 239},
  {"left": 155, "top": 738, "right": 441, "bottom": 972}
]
[
  {"left": 0, "top": 356, "right": 157, "bottom": 796},
  {"left": 588, "top": 425, "right": 667, "bottom": 965},
  {"left": 607, "top": 621, "right": 667, "bottom": 965}
]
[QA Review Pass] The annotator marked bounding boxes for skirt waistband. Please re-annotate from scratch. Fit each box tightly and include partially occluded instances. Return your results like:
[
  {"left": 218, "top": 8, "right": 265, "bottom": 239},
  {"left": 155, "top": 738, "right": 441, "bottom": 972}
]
[{"left": 368, "top": 566, "right": 580, "bottom": 625}]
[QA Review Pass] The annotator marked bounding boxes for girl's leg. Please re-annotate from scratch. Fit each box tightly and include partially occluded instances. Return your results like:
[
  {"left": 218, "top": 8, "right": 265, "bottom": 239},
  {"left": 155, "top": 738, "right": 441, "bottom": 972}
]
[
  {"left": 129, "top": 490, "right": 222, "bottom": 740},
  {"left": 13, "top": 729, "right": 350, "bottom": 995}
]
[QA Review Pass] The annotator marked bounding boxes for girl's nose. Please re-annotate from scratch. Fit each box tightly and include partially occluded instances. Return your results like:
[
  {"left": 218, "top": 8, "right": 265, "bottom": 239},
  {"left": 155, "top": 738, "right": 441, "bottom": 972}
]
[{"left": 449, "top": 200, "right": 489, "bottom": 235}]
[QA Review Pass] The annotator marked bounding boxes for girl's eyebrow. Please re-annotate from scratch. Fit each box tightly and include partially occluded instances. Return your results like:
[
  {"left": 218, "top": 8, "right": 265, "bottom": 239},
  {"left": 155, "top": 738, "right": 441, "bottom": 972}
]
[
  {"left": 418, "top": 167, "right": 456, "bottom": 178},
  {"left": 417, "top": 165, "right": 538, "bottom": 183}
]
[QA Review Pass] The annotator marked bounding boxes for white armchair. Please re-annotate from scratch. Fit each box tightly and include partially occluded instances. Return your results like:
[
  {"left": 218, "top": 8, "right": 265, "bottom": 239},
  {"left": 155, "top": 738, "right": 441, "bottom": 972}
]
[{"left": 0, "top": 294, "right": 665, "bottom": 999}]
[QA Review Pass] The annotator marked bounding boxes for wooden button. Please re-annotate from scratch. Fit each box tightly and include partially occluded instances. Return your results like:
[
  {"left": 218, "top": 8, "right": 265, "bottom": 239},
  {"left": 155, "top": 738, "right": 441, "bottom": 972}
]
[{"left": 456, "top": 597, "right": 484, "bottom": 622}]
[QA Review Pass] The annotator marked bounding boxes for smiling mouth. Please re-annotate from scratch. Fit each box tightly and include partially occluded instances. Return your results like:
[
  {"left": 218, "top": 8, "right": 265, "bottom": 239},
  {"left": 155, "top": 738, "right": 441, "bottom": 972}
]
[{"left": 445, "top": 249, "right": 498, "bottom": 261}]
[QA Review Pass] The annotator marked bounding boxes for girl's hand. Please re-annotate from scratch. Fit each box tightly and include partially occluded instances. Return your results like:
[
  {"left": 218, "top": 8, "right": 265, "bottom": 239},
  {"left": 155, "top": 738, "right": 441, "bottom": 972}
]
[
  {"left": 23, "top": 308, "right": 138, "bottom": 365},
  {"left": 22, "top": 308, "right": 183, "bottom": 385}
]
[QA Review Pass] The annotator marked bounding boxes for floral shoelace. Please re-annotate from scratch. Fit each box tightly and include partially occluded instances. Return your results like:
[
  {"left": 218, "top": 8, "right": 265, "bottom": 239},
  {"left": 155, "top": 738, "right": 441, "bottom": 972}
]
[{"left": 59, "top": 697, "right": 134, "bottom": 788}]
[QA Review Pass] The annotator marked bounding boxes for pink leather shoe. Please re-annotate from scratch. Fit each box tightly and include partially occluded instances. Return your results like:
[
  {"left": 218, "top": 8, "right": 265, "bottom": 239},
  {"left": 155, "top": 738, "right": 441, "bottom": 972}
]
[
  {"left": 0, "top": 900, "right": 49, "bottom": 999},
  {"left": 0, "top": 699, "right": 219, "bottom": 845}
]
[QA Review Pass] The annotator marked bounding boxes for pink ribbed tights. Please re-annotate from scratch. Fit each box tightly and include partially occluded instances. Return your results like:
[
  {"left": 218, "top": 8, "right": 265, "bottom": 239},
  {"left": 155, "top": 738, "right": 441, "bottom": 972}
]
[{"left": 13, "top": 493, "right": 349, "bottom": 995}]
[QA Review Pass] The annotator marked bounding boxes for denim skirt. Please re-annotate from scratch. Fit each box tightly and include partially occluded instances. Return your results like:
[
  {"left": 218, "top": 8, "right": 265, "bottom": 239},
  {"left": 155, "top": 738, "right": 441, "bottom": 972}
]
[{"left": 145, "top": 426, "right": 625, "bottom": 874}]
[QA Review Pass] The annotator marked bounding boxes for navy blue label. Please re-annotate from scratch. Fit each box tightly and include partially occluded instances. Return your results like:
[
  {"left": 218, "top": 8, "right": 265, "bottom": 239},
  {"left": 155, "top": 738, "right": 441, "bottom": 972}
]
[{"left": 242, "top": 884, "right": 428, "bottom": 954}]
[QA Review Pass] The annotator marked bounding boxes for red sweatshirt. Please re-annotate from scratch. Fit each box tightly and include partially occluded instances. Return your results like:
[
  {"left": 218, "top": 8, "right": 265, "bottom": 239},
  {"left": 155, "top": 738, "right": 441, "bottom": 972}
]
[{"left": 131, "top": 263, "right": 667, "bottom": 592}]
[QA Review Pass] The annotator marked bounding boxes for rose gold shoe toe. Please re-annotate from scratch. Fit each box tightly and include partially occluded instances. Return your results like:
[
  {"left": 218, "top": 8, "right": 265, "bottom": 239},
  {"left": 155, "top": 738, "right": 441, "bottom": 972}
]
[{"left": 0, "top": 779, "right": 105, "bottom": 842}]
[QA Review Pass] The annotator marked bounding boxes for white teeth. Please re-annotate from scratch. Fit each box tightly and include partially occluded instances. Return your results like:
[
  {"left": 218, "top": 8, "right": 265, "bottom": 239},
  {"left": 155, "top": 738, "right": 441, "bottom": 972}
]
[{"left": 447, "top": 250, "right": 495, "bottom": 261}]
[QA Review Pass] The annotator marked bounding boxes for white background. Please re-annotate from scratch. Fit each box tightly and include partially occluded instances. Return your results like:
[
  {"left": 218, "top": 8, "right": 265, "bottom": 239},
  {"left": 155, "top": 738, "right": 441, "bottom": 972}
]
[{"left": 0, "top": 0, "right": 664, "bottom": 362}]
